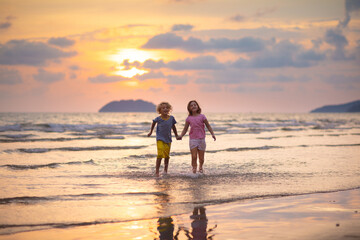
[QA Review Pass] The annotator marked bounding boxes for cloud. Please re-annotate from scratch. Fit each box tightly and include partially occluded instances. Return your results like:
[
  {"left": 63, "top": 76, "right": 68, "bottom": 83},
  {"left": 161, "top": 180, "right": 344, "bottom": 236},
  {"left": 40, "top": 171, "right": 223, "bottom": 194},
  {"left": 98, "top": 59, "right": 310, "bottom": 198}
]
[
  {"left": 326, "top": 74, "right": 360, "bottom": 84},
  {"left": 166, "top": 74, "right": 189, "bottom": 85},
  {"left": 135, "top": 71, "right": 165, "bottom": 80},
  {"left": 0, "top": 22, "right": 11, "bottom": 29},
  {"left": 0, "top": 16, "right": 14, "bottom": 30},
  {"left": 0, "top": 68, "right": 22, "bottom": 84},
  {"left": 208, "top": 37, "right": 266, "bottom": 52},
  {"left": 325, "top": 29, "right": 348, "bottom": 48},
  {"left": 48, "top": 37, "right": 76, "bottom": 47},
  {"left": 69, "top": 65, "right": 80, "bottom": 70},
  {"left": 229, "top": 14, "right": 246, "bottom": 22},
  {"left": 69, "top": 73, "right": 77, "bottom": 79},
  {"left": 122, "top": 59, "right": 142, "bottom": 70},
  {"left": 229, "top": 7, "right": 276, "bottom": 22},
  {"left": 196, "top": 70, "right": 309, "bottom": 85},
  {"left": 88, "top": 74, "right": 129, "bottom": 83},
  {"left": 143, "top": 59, "right": 166, "bottom": 69},
  {"left": 123, "top": 55, "right": 224, "bottom": 70},
  {"left": 195, "top": 69, "right": 258, "bottom": 84},
  {"left": 142, "top": 33, "right": 266, "bottom": 52},
  {"left": 325, "top": 74, "right": 360, "bottom": 90},
  {"left": 254, "top": 7, "right": 277, "bottom": 18},
  {"left": 232, "top": 85, "right": 284, "bottom": 93},
  {"left": 339, "top": 0, "right": 360, "bottom": 28},
  {"left": 324, "top": 29, "right": 351, "bottom": 60},
  {"left": 142, "top": 33, "right": 186, "bottom": 49},
  {"left": 171, "top": 24, "right": 194, "bottom": 31},
  {"left": 167, "top": 55, "right": 225, "bottom": 70},
  {"left": 233, "top": 40, "right": 325, "bottom": 68},
  {"left": 33, "top": 68, "right": 65, "bottom": 83},
  {"left": 0, "top": 40, "right": 77, "bottom": 66}
]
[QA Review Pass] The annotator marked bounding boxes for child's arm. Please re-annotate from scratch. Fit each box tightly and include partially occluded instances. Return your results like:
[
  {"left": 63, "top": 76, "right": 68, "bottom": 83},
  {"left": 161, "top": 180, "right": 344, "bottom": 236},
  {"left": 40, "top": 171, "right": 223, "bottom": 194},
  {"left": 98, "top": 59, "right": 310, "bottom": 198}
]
[
  {"left": 172, "top": 125, "right": 179, "bottom": 139},
  {"left": 204, "top": 119, "right": 216, "bottom": 141},
  {"left": 179, "top": 121, "right": 190, "bottom": 140},
  {"left": 147, "top": 122, "right": 156, "bottom": 137}
]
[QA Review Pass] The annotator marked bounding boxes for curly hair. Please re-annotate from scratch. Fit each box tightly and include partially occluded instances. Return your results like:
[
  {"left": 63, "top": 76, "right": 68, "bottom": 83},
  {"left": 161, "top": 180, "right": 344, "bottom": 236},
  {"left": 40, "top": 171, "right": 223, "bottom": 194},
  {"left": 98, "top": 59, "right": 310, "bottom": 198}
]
[{"left": 156, "top": 102, "right": 172, "bottom": 114}]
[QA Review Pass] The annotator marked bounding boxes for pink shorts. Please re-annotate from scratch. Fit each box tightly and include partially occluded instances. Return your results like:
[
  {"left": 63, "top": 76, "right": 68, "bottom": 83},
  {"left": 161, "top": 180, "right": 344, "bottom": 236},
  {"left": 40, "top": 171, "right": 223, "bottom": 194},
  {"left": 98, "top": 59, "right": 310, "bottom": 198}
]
[{"left": 189, "top": 138, "right": 206, "bottom": 151}]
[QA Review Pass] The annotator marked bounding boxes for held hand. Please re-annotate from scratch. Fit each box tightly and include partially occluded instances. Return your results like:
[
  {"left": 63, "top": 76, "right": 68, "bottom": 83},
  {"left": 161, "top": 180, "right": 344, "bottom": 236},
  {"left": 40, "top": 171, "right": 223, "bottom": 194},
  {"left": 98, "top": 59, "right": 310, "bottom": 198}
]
[{"left": 176, "top": 136, "right": 182, "bottom": 140}]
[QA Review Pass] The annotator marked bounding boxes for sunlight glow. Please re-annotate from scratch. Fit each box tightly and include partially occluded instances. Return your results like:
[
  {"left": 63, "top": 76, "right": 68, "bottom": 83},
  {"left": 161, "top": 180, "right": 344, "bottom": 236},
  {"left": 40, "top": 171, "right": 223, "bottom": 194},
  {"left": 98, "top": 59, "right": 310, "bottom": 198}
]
[
  {"left": 110, "top": 48, "right": 154, "bottom": 78},
  {"left": 124, "top": 80, "right": 139, "bottom": 87},
  {"left": 115, "top": 67, "right": 147, "bottom": 78},
  {"left": 110, "top": 48, "right": 154, "bottom": 63}
]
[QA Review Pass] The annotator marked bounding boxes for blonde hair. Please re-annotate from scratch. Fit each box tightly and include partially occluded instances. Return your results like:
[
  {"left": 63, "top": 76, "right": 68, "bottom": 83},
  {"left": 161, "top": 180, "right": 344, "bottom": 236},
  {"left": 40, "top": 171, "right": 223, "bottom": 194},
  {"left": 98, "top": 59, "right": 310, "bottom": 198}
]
[{"left": 156, "top": 102, "right": 172, "bottom": 114}]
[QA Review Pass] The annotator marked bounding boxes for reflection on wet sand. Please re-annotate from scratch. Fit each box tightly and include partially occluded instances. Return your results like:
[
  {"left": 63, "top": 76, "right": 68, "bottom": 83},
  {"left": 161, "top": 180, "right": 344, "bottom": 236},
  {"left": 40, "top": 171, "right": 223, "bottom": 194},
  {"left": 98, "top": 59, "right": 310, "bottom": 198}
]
[
  {"left": 155, "top": 206, "right": 217, "bottom": 240},
  {"left": 157, "top": 217, "right": 179, "bottom": 240},
  {"left": 154, "top": 179, "right": 217, "bottom": 239},
  {"left": 183, "top": 207, "right": 217, "bottom": 240}
]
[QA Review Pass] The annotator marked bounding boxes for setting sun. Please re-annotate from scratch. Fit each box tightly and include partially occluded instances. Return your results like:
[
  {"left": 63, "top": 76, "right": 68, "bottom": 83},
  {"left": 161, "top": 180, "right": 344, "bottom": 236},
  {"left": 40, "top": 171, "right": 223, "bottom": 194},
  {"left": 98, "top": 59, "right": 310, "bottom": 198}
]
[
  {"left": 109, "top": 48, "right": 155, "bottom": 78},
  {"left": 110, "top": 48, "right": 154, "bottom": 63}
]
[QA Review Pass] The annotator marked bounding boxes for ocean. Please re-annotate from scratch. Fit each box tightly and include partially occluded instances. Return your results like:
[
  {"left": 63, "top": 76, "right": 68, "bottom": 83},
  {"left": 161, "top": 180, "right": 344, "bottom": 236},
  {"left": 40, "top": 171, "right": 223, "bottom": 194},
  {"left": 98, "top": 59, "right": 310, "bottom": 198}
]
[{"left": 0, "top": 112, "right": 359, "bottom": 236}]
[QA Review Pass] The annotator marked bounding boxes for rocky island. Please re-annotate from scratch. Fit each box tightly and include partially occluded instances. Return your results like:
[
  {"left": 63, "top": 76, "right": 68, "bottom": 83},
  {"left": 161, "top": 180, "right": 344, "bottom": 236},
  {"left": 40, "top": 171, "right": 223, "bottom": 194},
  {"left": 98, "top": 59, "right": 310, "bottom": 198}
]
[
  {"left": 99, "top": 99, "right": 156, "bottom": 112},
  {"left": 310, "top": 100, "right": 360, "bottom": 113}
]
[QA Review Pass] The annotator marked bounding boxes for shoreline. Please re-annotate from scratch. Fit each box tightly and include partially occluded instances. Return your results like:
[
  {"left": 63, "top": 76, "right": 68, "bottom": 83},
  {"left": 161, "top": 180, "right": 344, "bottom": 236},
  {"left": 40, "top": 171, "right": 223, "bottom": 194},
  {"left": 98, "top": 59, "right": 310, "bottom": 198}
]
[{"left": 1, "top": 189, "right": 359, "bottom": 240}]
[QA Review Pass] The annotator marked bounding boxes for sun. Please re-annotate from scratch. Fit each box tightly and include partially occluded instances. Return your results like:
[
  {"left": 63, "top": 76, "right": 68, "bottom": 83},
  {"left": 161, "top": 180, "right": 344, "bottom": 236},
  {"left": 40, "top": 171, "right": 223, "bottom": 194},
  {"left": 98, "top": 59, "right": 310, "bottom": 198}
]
[
  {"left": 109, "top": 48, "right": 155, "bottom": 78},
  {"left": 110, "top": 48, "right": 154, "bottom": 63}
]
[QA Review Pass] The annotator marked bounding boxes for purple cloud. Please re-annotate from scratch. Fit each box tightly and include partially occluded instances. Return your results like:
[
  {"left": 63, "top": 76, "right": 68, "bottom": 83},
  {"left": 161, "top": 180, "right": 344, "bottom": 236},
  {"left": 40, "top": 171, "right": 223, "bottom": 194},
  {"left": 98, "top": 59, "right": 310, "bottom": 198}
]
[
  {"left": 0, "top": 40, "right": 77, "bottom": 66},
  {"left": 33, "top": 68, "right": 65, "bottom": 83},
  {"left": 0, "top": 68, "right": 22, "bottom": 84},
  {"left": 48, "top": 37, "right": 75, "bottom": 48}
]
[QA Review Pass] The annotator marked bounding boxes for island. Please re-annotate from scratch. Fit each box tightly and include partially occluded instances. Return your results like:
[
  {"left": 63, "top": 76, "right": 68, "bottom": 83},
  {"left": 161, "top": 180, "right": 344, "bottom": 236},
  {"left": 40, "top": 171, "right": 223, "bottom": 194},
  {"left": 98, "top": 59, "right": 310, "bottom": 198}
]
[
  {"left": 99, "top": 99, "right": 156, "bottom": 112},
  {"left": 310, "top": 100, "right": 360, "bottom": 113}
]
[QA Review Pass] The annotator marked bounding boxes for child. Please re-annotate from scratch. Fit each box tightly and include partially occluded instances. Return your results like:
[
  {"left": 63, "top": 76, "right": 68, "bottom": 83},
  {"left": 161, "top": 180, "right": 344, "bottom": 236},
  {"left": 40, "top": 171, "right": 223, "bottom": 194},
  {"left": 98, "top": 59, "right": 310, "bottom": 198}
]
[
  {"left": 148, "top": 102, "right": 179, "bottom": 177},
  {"left": 179, "top": 100, "right": 216, "bottom": 173}
]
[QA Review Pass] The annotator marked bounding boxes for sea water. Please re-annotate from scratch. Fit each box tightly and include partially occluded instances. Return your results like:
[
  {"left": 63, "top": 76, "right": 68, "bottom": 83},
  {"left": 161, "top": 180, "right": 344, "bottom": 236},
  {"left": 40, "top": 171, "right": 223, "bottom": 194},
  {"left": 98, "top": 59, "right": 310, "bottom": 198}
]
[{"left": 0, "top": 112, "right": 359, "bottom": 235}]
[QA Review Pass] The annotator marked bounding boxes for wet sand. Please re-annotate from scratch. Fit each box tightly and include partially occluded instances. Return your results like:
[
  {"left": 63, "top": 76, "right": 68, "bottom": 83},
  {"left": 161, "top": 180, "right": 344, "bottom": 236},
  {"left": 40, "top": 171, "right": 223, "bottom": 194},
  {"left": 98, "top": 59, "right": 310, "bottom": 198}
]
[{"left": 2, "top": 189, "right": 359, "bottom": 240}]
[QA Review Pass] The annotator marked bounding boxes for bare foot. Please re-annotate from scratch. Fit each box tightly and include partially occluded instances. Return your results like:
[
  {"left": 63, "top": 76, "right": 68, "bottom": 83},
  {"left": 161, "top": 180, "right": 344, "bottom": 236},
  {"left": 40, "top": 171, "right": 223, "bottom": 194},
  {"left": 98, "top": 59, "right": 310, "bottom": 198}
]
[
  {"left": 192, "top": 168, "right": 197, "bottom": 173},
  {"left": 199, "top": 168, "right": 203, "bottom": 173}
]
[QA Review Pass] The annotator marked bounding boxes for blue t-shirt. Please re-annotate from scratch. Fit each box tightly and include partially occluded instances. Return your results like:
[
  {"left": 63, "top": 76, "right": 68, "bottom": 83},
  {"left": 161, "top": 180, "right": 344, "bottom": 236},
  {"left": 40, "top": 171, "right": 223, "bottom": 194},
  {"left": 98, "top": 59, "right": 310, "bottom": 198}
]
[{"left": 153, "top": 115, "right": 177, "bottom": 143}]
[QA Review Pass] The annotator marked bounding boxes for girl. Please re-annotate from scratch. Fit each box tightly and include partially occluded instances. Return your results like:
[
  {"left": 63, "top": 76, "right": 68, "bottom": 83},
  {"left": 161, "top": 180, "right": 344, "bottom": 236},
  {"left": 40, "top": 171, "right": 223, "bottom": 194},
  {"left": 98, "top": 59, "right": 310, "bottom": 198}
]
[
  {"left": 148, "top": 102, "right": 179, "bottom": 177},
  {"left": 179, "top": 100, "right": 216, "bottom": 173}
]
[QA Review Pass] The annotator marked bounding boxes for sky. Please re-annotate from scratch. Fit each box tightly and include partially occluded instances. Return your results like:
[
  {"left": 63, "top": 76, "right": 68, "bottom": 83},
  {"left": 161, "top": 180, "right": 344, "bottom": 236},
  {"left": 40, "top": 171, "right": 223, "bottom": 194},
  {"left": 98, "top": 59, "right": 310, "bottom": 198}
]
[{"left": 0, "top": 0, "right": 359, "bottom": 113}]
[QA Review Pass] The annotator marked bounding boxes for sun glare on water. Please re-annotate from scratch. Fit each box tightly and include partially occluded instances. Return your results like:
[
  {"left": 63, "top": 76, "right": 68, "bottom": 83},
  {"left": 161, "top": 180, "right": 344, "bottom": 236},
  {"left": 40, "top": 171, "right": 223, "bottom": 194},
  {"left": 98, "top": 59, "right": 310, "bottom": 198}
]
[{"left": 110, "top": 48, "right": 154, "bottom": 78}]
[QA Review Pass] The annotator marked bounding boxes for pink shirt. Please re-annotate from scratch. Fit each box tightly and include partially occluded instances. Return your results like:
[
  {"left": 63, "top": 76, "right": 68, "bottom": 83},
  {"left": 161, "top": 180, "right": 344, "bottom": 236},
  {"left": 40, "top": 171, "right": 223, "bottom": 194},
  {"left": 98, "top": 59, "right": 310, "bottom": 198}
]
[{"left": 186, "top": 114, "right": 207, "bottom": 139}]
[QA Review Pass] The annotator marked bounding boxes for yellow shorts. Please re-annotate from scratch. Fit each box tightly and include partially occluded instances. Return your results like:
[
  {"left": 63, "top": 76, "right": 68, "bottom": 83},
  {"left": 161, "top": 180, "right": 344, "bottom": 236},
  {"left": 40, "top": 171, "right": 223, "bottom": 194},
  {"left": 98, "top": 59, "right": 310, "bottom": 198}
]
[{"left": 157, "top": 140, "right": 171, "bottom": 158}]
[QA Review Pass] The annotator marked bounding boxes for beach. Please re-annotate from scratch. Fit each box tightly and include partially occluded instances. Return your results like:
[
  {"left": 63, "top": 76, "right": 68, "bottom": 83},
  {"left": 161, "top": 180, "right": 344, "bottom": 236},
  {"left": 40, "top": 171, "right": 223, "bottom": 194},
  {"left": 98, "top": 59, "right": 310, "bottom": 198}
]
[
  {"left": 0, "top": 112, "right": 359, "bottom": 239},
  {"left": 1, "top": 189, "right": 359, "bottom": 240}
]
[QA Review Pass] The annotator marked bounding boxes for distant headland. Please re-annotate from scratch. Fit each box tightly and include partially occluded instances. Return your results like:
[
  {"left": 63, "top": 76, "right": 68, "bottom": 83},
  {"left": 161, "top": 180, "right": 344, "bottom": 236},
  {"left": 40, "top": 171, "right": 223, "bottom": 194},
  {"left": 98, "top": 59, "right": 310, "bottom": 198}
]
[
  {"left": 99, "top": 99, "right": 156, "bottom": 112},
  {"left": 310, "top": 100, "right": 360, "bottom": 113}
]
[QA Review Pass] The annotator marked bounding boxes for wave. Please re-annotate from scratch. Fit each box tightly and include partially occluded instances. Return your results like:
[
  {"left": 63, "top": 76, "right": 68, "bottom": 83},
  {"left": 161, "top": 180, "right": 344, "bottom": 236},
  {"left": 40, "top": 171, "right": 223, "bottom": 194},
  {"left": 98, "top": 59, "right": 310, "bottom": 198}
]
[
  {"left": 0, "top": 135, "right": 125, "bottom": 143},
  {"left": 1, "top": 116, "right": 359, "bottom": 138},
  {"left": 1, "top": 159, "right": 95, "bottom": 170},
  {"left": 127, "top": 146, "right": 282, "bottom": 159},
  {"left": 0, "top": 134, "right": 34, "bottom": 139},
  {"left": 0, "top": 123, "right": 146, "bottom": 134},
  {"left": 125, "top": 143, "right": 360, "bottom": 160},
  {"left": 6, "top": 142, "right": 359, "bottom": 155},
  {"left": 0, "top": 191, "right": 169, "bottom": 205},
  {"left": 12, "top": 145, "right": 147, "bottom": 153}
]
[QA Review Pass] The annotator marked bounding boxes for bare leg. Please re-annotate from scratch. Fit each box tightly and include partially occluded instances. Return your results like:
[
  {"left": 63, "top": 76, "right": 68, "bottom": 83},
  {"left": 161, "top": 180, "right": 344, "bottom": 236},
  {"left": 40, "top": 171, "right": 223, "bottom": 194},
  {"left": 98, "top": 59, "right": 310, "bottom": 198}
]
[
  {"left": 198, "top": 150, "right": 205, "bottom": 173},
  {"left": 191, "top": 148, "right": 198, "bottom": 173},
  {"left": 164, "top": 157, "right": 169, "bottom": 173},
  {"left": 155, "top": 158, "right": 162, "bottom": 177}
]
